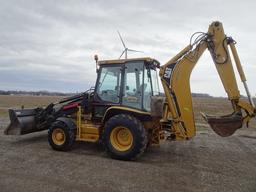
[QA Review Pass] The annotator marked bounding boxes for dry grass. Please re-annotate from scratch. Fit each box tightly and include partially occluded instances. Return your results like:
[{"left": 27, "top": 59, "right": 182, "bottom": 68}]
[
  {"left": 0, "top": 95, "right": 255, "bottom": 129},
  {"left": 192, "top": 97, "right": 233, "bottom": 123},
  {"left": 193, "top": 97, "right": 256, "bottom": 129},
  {"left": 0, "top": 95, "right": 63, "bottom": 117}
]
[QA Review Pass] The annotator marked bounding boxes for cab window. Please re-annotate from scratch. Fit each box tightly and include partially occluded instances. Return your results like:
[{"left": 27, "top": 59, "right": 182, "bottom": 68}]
[
  {"left": 122, "top": 62, "right": 144, "bottom": 110},
  {"left": 96, "top": 66, "right": 122, "bottom": 103}
]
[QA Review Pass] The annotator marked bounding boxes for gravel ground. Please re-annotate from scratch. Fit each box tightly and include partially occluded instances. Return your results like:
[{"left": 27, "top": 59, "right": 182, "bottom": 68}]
[{"left": 0, "top": 117, "right": 256, "bottom": 192}]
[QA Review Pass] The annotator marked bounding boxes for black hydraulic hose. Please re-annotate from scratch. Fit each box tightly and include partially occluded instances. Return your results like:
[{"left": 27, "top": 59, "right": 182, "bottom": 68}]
[
  {"left": 58, "top": 93, "right": 84, "bottom": 104},
  {"left": 58, "top": 88, "right": 94, "bottom": 104},
  {"left": 208, "top": 36, "right": 232, "bottom": 65},
  {"left": 214, "top": 37, "right": 229, "bottom": 64}
]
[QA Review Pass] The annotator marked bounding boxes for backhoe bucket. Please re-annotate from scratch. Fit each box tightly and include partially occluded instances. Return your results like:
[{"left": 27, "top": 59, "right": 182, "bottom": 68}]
[
  {"left": 201, "top": 112, "right": 243, "bottom": 137},
  {"left": 4, "top": 108, "right": 40, "bottom": 135}
]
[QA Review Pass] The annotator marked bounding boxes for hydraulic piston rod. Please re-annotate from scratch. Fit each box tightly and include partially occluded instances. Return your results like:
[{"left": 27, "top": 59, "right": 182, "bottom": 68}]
[{"left": 229, "top": 42, "right": 255, "bottom": 108}]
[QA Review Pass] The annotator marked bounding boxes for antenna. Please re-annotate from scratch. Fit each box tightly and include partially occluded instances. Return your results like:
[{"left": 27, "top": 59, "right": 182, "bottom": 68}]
[{"left": 117, "top": 31, "right": 143, "bottom": 59}]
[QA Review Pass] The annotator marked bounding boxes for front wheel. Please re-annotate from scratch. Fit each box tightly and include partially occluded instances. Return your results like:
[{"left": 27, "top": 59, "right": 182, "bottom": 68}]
[
  {"left": 102, "top": 114, "right": 147, "bottom": 160},
  {"left": 48, "top": 120, "right": 75, "bottom": 151}
]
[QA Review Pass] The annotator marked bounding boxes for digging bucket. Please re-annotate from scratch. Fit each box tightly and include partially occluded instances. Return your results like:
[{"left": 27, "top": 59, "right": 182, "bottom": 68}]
[
  {"left": 201, "top": 112, "right": 243, "bottom": 137},
  {"left": 4, "top": 108, "right": 42, "bottom": 135}
]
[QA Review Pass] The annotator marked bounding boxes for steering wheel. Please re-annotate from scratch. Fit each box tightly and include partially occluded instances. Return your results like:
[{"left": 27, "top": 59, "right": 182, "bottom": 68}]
[{"left": 102, "top": 90, "right": 116, "bottom": 95}]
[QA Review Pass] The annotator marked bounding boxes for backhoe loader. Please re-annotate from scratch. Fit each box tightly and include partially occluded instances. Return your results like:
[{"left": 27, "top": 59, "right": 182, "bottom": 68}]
[{"left": 5, "top": 21, "right": 256, "bottom": 160}]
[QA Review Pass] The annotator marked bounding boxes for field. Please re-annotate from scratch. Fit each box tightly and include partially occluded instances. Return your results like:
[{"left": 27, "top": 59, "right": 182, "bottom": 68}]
[
  {"left": 0, "top": 95, "right": 256, "bottom": 192},
  {"left": 0, "top": 95, "right": 63, "bottom": 117},
  {"left": 1, "top": 95, "right": 255, "bottom": 130}
]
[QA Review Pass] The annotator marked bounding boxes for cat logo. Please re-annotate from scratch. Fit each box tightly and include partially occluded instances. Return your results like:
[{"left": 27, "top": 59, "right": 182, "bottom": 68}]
[{"left": 164, "top": 67, "right": 173, "bottom": 78}]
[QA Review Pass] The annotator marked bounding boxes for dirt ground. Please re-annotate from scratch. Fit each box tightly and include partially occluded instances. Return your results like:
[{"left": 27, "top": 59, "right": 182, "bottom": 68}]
[{"left": 0, "top": 96, "right": 256, "bottom": 192}]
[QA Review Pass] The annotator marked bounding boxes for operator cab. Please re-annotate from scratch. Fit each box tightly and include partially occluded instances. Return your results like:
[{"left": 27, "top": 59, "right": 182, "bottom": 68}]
[{"left": 94, "top": 58, "right": 160, "bottom": 112}]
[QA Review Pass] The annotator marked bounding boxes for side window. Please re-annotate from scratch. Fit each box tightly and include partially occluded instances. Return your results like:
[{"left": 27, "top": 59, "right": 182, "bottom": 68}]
[
  {"left": 122, "top": 62, "right": 143, "bottom": 110},
  {"left": 97, "top": 66, "right": 122, "bottom": 103},
  {"left": 143, "top": 67, "right": 153, "bottom": 111},
  {"left": 150, "top": 68, "right": 160, "bottom": 96}
]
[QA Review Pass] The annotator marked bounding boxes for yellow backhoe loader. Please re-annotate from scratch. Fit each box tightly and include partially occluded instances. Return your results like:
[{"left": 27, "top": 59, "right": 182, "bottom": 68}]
[{"left": 5, "top": 21, "right": 256, "bottom": 160}]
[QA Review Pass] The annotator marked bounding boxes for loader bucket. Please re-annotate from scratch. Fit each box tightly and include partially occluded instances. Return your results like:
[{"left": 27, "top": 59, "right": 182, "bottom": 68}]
[
  {"left": 201, "top": 112, "right": 243, "bottom": 137},
  {"left": 4, "top": 108, "right": 43, "bottom": 135}
]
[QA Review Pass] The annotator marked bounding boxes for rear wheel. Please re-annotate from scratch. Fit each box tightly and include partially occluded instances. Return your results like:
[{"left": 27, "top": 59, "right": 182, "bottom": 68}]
[
  {"left": 48, "top": 120, "right": 75, "bottom": 151},
  {"left": 103, "top": 114, "right": 147, "bottom": 160}
]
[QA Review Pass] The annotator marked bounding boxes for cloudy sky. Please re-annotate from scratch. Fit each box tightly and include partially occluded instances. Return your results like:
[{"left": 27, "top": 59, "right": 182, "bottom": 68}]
[{"left": 0, "top": 0, "right": 255, "bottom": 96}]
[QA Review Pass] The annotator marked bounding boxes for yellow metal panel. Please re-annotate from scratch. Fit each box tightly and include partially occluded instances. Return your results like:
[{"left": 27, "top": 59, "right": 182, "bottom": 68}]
[
  {"left": 208, "top": 22, "right": 240, "bottom": 99},
  {"left": 80, "top": 124, "right": 99, "bottom": 134},
  {"left": 229, "top": 43, "right": 246, "bottom": 82},
  {"left": 102, "top": 106, "right": 151, "bottom": 123},
  {"left": 98, "top": 57, "right": 160, "bottom": 65},
  {"left": 104, "top": 106, "right": 150, "bottom": 115},
  {"left": 172, "top": 44, "right": 207, "bottom": 138},
  {"left": 162, "top": 42, "right": 207, "bottom": 139},
  {"left": 237, "top": 100, "right": 255, "bottom": 116},
  {"left": 76, "top": 133, "right": 99, "bottom": 142},
  {"left": 77, "top": 122, "right": 99, "bottom": 142},
  {"left": 76, "top": 106, "right": 100, "bottom": 142}
]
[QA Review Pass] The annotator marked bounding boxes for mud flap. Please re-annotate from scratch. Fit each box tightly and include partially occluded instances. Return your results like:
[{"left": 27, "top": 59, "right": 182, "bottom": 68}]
[
  {"left": 201, "top": 112, "right": 243, "bottom": 137},
  {"left": 4, "top": 108, "right": 46, "bottom": 135}
]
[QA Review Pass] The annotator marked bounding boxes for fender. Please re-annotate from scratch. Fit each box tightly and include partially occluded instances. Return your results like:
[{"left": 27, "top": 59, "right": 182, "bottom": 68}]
[{"left": 102, "top": 106, "right": 152, "bottom": 123}]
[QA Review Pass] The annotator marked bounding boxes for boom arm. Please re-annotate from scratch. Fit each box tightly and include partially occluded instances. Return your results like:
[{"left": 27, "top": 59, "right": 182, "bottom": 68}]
[{"left": 159, "top": 21, "right": 256, "bottom": 140}]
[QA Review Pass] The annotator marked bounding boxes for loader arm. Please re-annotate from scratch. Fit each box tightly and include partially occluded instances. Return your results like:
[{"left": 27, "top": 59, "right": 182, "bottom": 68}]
[{"left": 159, "top": 21, "right": 256, "bottom": 140}]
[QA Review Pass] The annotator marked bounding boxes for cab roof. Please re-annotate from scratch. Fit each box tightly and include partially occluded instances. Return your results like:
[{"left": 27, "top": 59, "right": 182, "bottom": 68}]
[{"left": 98, "top": 57, "right": 160, "bottom": 67}]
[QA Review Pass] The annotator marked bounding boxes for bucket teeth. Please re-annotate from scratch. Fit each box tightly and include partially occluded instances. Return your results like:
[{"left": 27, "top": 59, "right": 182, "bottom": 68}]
[{"left": 201, "top": 112, "right": 243, "bottom": 137}]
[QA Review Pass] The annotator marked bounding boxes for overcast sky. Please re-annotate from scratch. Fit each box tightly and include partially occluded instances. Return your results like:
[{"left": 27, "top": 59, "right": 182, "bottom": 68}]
[{"left": 0, "top": 0, "right": 255, "bottom": 96}]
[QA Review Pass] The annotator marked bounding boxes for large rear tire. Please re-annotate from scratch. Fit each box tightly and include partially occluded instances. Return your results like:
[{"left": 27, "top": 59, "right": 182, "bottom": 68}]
[
  {"left": 48, "top": 120, "right": 75, "bottom": 151},
  {"left": 102, "top": 114, "right": 147, "bottom": 160}
]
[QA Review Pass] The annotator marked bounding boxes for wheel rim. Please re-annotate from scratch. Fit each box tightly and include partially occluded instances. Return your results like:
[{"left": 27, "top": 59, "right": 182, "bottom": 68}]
[
  {"left": 52, "top": 128, "right": 66, "bottom": 145},
  {"left": 110, "top": 126, "right": 133, "bottom": 152}
]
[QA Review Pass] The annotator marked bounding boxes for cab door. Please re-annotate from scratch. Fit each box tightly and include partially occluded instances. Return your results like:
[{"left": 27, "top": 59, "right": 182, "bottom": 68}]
[{"left": 92, "top": 64, "right": 123, "bottom": 121}]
